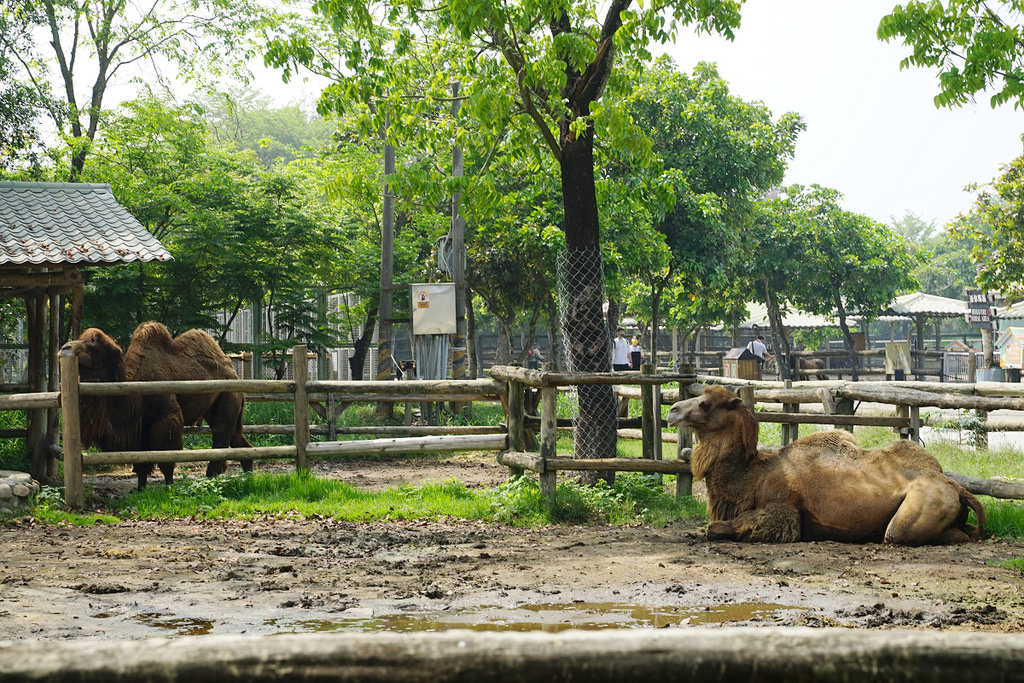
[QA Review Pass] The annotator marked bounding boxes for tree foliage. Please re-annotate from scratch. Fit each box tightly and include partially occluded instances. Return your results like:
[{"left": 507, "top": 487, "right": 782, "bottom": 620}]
[
  {"left": 893, "top": 211, "right": 978, "bottom": 299},
  {"left": 622, "top": 57, "right": 803, "bottom": 356},
  {"left": 1, "top": 0, "right": 287, "bottom": 179},
  {"left": 266, "top": 0, "right": 745, "bottom": 461},
  {"left": 952, "top": 155, "right": 1024, "bottom": 300},
  {"left": 878, "top": 1, "right": 1024, "bottom": 108},
  {"left": 752, "top": 185, "right": 921, "bottom": 377},
  {"left": 79, "top": 95, "right": 351, "bottom": 363}
]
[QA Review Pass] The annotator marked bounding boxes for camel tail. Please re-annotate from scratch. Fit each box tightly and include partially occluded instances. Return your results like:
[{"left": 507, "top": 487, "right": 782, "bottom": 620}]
[{"left": 962, "top": 491, "right": 987, "bottom": 542}]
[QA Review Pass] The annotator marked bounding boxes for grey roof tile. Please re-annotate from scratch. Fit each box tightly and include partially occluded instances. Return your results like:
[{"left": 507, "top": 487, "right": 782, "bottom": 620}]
[{"left": 0, "top": 181, "right": 172, "bottom": 266}]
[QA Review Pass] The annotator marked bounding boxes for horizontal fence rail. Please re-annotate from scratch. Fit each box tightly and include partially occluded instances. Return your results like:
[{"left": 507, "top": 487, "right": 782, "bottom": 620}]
[
  {"left": 52, "top": 346, "right": 510, "bottom": 508},
  {"left": 4, "top": 348, "right": 1024, "bottom": 509}
]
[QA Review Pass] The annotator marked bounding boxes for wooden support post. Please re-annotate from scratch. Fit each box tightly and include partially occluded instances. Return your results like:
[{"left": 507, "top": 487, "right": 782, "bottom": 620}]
[
  {"left": 507, "top": 380, "right": 525, "bottom": 452},
  {"left": 46, "top": 290, "right": 60, "bottom": 481},
  {"left": 641, "top": 364, "right": 655, "bottom": 461},
  {"left": 539, "top": 385, "right": 557, "bottom": 460},
  {"left": 653, "top": 381, "right": 663, "bottom": 461},
  {"left": 975, "top": 409, "right": 989, "bottom": 449},
  {"left": 910, "top": 404, "right": 921, "bottom": 443},
  {"left": 538, "top": 373, "right": 559, "bottom": 510},
  {"left": 293, "top": 345, "right": 310, "bottom": 472},
  {"left": 58, "top": 353, "right": 83, "bottom": 509},
  {"left": 675, "top": 419, "right": 694, "bottom": 499},
  {"left": 782, "top": 403, "right": 799, "bottom": 445},
  {"left": 897, "top": 404, "right": 910, "bottom": 439},
  {"left": 506, "top": 380, "right": 525, "bottom": 477}
]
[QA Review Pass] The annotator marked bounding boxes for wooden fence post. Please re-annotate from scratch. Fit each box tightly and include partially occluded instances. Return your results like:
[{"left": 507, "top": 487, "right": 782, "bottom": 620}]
[
  {"left": 293, "top": 345, "right": 310, "bottom": 473},
  {"left": 505, "top": 379, "right": 525, "bottom": 477},
  {"left": 676, "top": 384, "right": 694, "bottom": 499},
  {"left": 641, "top": 364, "right": 655, "bottom": 461},
  {"left": 58, "top": 353, "right": 83, "bottom": 509},
  {"left": 780, "top": 380, "right": 797, "bottom": 445},
  {"left": 539, "top": 371, "right": 557, "bottom": 509}
]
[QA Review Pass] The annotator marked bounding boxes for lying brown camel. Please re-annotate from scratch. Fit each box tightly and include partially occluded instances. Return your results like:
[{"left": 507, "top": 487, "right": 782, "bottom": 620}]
[{"left": 666, "top": 385, "right": 985, "bottom": 545}]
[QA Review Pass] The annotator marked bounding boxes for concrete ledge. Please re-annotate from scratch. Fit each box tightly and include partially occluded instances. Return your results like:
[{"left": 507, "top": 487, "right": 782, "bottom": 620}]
[{"left": 3, "top": 627, "right": 1024, "bottom": 682}]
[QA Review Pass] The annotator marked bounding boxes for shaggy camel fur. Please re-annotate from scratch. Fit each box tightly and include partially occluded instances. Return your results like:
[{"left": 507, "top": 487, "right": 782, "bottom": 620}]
[
  {"left": 666, "top": 385, "right": 985, "bottom": 545},
  {"left": 61, "top": 322, "right": 253, "bottom": 490}
]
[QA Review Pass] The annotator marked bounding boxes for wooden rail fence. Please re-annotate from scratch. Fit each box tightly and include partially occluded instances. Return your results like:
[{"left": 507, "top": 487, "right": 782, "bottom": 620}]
[{"left": 4, "top": 347, "right": 1024, "bottom": 510}]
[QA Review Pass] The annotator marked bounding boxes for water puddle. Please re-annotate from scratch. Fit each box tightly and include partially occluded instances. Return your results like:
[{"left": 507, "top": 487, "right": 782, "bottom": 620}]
[
  {"left": 263, "top": 601, "right": 804, "bottom": 634},
  {"left": 126, "top": 612, "right": 215, "bottom": 636}
]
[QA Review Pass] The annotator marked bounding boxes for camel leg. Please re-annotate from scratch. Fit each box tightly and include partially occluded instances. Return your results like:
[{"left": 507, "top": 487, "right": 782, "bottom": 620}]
[
  {"left": 206, "top": 394, "right": 253, "bottom": 477},
  {"left": 711, "top": 503, "right": 802, "bottom": 543},
  {"left": 145, "top": 406, "right": 183, "bottom": 487},
  {"left": 884, "top": 482, "right": 964, "bottom": 545},
  {"left": 133, "top": 463, "right": 154, "bottom": 491}
]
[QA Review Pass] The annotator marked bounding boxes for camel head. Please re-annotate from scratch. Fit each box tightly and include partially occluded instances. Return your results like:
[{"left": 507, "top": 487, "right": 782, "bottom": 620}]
[
  {"left": 59, "top": 328, "right": 127, "bottom": 382},
  {"left": 666, "top": 385, "right": 759, "bottom": 460}
]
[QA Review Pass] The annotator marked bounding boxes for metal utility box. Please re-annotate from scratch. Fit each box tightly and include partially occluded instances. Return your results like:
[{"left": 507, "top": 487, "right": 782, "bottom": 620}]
[
  {"left": 723, "top": 347, "right": 759, "bottom": 380},
  {"left": 410, "top": 283, "right": 456, "bottom": 335}
]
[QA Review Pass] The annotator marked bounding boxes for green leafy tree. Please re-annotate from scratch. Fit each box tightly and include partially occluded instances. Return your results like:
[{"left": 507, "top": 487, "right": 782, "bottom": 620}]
[
  {"left": 878, "top": 1, "right": 1024, "bottom": 108},
  {"left": 267, "top": 0, "right": 744, "bottom": 461},
  {"left": 624, "top": 57, "right": 803, "bottom": 362},
  {"left": 753, "top": 185, "right": 921, "bottom": 379},
  {"left": 2, "top": 0, "right": 286, "bottom": 179},
  {"left": 893, "top": 211, "right": 978, "bottom": 299},
  {"left": 81, "top": 95, "right": 351, "bottom": 362},
  {"left": 200, "top": 88, "right": 336, "bottom": 167},
  {"left": 0, "top": 2, "right": 45, "bottom": 170},
  {"left": 952, "top": 155, "right": 1024, "bottom": 300}
]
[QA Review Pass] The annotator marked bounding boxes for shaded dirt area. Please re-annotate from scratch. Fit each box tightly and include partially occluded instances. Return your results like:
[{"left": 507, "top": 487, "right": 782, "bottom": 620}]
[{"left": 2, "top": 453, "right": 1024, "bottom": 640}]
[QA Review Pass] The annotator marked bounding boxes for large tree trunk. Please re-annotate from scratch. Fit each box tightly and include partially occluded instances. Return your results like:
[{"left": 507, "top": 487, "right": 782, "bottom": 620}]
[
  {"left": 763, "top": 278, "right": 791, "bottom": 381},
  {"left": 349, "top": 306, "right": 378, "bottom": 381},
  {"left": 832, "top": 290, "right": 860, "bottom": 381},
  {"left": 560, "top": 126, "right": 617, "bottom": 477}
]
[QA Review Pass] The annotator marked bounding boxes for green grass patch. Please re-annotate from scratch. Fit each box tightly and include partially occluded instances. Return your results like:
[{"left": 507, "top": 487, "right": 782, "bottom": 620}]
[
  {"left": 13, "top": 466, "right": 703, "bottom": 529},
  {"left": 0, "top": 409, "right": 29, "bottom": 471},
  {"left": 114, "top": 470, "right": 496, "bottom": 522}
]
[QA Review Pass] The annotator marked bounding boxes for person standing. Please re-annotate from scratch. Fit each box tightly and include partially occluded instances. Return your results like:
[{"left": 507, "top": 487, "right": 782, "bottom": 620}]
[
  {"left": 747, "top": 335, "right": 772, "bottom": 368},
  {"left": 612, "top": 327, "right": 631, "bottom": 371},
  {"left": 629, "top": 336, "right": 642, "bottom": 370}
]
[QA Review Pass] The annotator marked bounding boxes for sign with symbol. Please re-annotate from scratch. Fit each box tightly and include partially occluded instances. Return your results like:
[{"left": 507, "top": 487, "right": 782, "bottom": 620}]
[{"left": 410, "top": 283, "right": 456, "bottom": 334}]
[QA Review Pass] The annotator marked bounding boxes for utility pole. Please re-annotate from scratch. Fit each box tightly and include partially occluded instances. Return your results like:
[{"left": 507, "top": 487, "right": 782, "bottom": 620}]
[
  {"left": 451, "top": 82, "right": 468, "bottom": 385},
  {"left": 377, "top": 130, "right": 396, "bottom": 416}
]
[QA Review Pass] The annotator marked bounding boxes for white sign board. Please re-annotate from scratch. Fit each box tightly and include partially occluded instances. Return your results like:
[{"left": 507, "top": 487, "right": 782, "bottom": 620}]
[{"left": 410, "top": 283, "right": 456, "bottom": 335}]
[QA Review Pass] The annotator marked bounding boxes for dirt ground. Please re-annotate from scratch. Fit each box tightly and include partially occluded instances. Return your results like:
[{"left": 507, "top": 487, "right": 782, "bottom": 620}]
[{"left": 2, "top": 452, "right": 1024, "bottom": 641}]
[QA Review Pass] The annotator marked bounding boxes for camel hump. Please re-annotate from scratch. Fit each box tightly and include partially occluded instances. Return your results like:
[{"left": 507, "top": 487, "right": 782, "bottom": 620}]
[{"left": 130, "top": 321, "right": 176, "bottom": 348}]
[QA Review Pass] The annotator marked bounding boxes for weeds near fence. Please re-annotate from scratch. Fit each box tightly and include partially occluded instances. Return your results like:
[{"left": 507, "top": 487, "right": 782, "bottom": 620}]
[{"left": 79, "top": 468, "right": 697, "bottom": 528}]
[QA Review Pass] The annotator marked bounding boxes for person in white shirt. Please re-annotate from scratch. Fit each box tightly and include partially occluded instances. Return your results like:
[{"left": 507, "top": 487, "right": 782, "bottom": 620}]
[
  {"left": 747, "top": 335, "right": 772, "bottom": 368},
  {"left": 612, "top": 327, "right": 631, "bottom": 371}
]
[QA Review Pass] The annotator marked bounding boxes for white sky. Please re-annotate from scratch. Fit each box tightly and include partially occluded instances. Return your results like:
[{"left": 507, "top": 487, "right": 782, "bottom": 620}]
[{"left": 661, "top": 0, "right": 1024, "bottom": 228}]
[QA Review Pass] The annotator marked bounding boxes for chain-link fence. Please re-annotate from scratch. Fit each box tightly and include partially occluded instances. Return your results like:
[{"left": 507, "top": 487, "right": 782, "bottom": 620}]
[{"left": 557, "top": 247, "right": 620, "bottom": 464}]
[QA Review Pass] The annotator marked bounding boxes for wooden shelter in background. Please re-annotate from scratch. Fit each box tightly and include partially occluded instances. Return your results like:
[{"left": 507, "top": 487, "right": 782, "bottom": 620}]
[
  {"left": 0, "top": 182, "right": 171, "bottom": 482},
  {"left": 879, "top": 292, "right": 968, "bottom": 350}
]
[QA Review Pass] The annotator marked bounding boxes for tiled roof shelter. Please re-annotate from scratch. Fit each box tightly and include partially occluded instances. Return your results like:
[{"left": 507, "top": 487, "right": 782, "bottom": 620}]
[
  {"left": 0, "top": 181, "right": 171, "bottom": 482},
  {"left": 0, "top": 181, "right": 171, "bottom": 267}
]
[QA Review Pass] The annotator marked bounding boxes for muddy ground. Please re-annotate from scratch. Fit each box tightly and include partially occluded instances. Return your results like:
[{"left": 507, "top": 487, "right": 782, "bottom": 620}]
[{"left": 2, "top": 452, "right": 1024, "bottom": 641}]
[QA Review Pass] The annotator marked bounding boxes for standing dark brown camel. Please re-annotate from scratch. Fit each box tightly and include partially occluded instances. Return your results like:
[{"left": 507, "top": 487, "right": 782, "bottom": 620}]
[{"left": 60, "top": 322, "right": 253, "bottom": 489}]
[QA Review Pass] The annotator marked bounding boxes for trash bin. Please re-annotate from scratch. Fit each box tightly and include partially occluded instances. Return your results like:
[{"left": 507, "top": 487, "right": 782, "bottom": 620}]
[
  {"left": 977, "top": 368, "right": 1005, "bottom": 382},
  {"left": 723, "top": 347, "right": 759, "bottom": 380}
]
